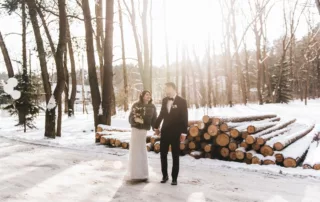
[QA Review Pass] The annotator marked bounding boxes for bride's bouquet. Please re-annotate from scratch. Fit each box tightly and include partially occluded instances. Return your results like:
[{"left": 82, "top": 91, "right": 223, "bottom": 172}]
[{"left": 132, "top": 106, "right": 145, "bottom": 124}]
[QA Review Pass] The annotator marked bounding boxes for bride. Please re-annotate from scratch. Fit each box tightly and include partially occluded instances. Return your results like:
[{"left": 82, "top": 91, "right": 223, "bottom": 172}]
[{"left": 126, "top": 90, "right": 157, "bottom": 182}]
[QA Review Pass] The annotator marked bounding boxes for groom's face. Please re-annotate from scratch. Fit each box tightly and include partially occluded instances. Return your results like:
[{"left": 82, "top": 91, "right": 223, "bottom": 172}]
[{"left": 165, "top": 86, "right": 175, "bottom": 97}]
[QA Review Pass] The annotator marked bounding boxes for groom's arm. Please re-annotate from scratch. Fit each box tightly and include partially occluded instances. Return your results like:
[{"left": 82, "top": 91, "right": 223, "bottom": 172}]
[{"left": 153, "top": 98, "right": 166, "bottom": 130}]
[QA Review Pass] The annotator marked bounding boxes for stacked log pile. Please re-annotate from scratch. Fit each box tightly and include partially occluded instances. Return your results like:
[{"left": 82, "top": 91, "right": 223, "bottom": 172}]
[{"left": 96, "top": 115, "right": 320, "bottom": 170}]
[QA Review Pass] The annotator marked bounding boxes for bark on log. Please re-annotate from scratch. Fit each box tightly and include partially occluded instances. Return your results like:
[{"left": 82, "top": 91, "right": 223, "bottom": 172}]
[
  {"left": 273, "top": 124, "right": 315, "bottom": 151},
  {"left": 206, "top": 114, "right": 277, "bottom": 125},
  {"left": 247, "top": 122, "right": 279, "bottom": 135}
]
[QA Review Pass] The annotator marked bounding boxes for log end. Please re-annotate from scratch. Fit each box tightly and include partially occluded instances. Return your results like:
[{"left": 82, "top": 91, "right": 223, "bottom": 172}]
[
  {"left": 274, "top": 142, "right": 284, "bottom": 151},
  {"left": 208, "top": 125, "right": 219, "bottom": 137},
  {"left": 121, "top": 142, "right": 129, "bottom": 149},
  {"left": 220, "top": 123, "right": 229, "bottom": 132},
  {"left": 247, "top": 126, "right": 256, "bottom": 134},
  {"left": 241, "top": 132, "right": 249, "bottom": 139},
  {"left": 236, "top": 151, "right": 245, "bottom": 160},
  {"left": 240, "top": 142, "right": 249, "bottom": 149},
  {"left": 202, "top": 115, "right": 210, "bottom": 124},
  {"left": 260, "top": 145, "right": 274, "bottom": 156},
  {"left": 216, "top": 133, "right": 230, "bottom": 147},
  {"left": 252, "top": 157, "right": 262, "bottom": 165},
  {"left": 275, "top": 153, "right": 284, "bottom": 163},
  {"left": 252, "top": 143, "right": 261, "bottom": 151},
  {"left": 283, "top": 158, "right": 297, "bottom": 168},
  {"left": 188, "top": 141, "right": 196, "bottom": 150},
  {"left": 256, "top": 137, "right": 265, "bottom": 145},
  {"left": 203, "top": 133, "right": 211, "bottom": 140},
  {"left": 220, "top": 147, "right": 230, "bottom": 158},
  {"left": 204, "top": 144, "right": 212, "bottom": 153},
  {"left": 212, "top": 117, "right": 221, "bottom": 125},
  {"left": 180, "top": 143, "right": 186, "bottom": 150},
  {"left": 313, "top": 164, "right": 320, "bottom": 170},
  {"left": 245, "top": 135, "right": 255, "bottom": 145},
  {"left": 228, "top": 142, "right": 238, "bottom": 151},
  {"left": 230, "top": 129, "right": 240, "bottom": 138},
  {"left": 189, "top": 126, "right": 200, "bottom": 137},
  {"left": 246, "top": 152, "right": 253, "bottom": 160},
  {"left": 229, "top": 151, "right": 237, "bottom": 161}
]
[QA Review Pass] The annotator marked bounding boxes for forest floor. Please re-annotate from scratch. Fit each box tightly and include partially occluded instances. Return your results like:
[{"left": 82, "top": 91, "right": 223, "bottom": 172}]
[
  {"left": 1, "top": 100, "right": 320, "bottom": 202},
  {"left": 1, "top": 137, "right": 320, "bottom": 202}
]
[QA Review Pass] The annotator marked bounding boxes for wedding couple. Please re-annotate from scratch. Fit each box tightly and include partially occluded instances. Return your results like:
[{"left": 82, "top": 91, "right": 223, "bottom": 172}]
[{"left": 127, "top": 82, "right": 188, "bottom": 185}]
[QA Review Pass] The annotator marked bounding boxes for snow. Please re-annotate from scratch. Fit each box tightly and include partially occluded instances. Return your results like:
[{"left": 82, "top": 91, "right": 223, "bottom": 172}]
[
  {"left": 303, "top": 141, "right": 320, "bottom": 166},
  {"left": 281, "top": 127, "right": 320, "bottom": 159},
  {"left": 246, "top": 150, "right": 257, "bottom": 155},
  {"left": 98, "top": 124, "right": 132, "bottom": 132},
  {"left": 265, "top": 122, "right": 311, "bottom": 147},
  {"left": 235, "top": 147, "right": 246, "bottom": 153},
  {"left": 46, "top": 95, "right": 56, "bottom": 110},
  {"left": 252, "top": 119, "right": 296, "bottom": 138},
  {"left": 264, "top": 155, "right": 276, "bottom": 161}
]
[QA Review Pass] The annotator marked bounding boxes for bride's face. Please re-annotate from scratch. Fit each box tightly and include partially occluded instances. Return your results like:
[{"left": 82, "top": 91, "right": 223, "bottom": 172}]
[{"left": 143, "top": 92, "right": 151, "bottom": 102}]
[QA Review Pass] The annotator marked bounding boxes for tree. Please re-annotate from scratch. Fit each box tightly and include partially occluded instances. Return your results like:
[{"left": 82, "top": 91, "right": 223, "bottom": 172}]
[
  {"left": 0, "top": 31, "right": 14, "bottom": 78},
  {"left": 118, "top": 0, "right": 129, "bottom": 111},
  {"left": 271, "top": 61, "right": 292, "bottom": 103},
  {"left": 101, "top": 0, "right": 115, "bottom": 125}
]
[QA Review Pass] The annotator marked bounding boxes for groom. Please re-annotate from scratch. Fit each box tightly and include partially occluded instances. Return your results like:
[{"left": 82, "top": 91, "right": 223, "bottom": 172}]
[{"left": 154, "top": 82, "right": 188, "bottom": 185}]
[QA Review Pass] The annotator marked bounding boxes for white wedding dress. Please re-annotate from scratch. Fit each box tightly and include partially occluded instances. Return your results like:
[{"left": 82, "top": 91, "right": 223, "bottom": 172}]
[{"left": 126, "top": 127, "right": 149, "bottom": 180}]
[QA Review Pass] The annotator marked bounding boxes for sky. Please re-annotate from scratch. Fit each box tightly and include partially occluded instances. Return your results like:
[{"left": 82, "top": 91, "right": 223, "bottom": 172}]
[{"left": 0, "top": 0, "right": 319, "bottom": 74}]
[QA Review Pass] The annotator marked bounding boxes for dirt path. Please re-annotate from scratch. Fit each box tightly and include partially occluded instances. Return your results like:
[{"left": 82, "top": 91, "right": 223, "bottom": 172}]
[{"left": 0, "top": 137, "right": 319, "bottom": 202}]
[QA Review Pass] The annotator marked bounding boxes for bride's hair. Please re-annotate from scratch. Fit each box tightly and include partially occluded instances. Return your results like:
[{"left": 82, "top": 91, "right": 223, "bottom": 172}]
[{"left": 139, "top": 90, "right": 153, "bottom": 104}]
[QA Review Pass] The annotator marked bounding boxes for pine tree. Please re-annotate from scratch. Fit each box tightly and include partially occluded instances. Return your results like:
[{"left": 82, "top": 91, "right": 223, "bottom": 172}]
[
  {"left": 271, "top": 61, "right": 292, "bottom": 103},
  {"left": 3, "top": 73, "right": 43, "bottom": 132}
]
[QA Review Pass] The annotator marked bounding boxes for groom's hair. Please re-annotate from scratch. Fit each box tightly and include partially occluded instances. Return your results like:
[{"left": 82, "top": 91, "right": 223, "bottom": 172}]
[{"left": 165, "top": 82, "right": 176, "bottom": 90}]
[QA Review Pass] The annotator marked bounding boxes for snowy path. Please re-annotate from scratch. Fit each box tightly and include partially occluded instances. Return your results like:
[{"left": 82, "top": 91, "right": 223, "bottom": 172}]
[{"left": 1, "top": 137, "right": 320, "bottom": 202}]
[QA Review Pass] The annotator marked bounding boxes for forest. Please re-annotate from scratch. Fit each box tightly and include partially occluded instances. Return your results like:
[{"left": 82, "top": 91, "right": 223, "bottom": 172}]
[{"left": 0, "top": 0, "right": 319, "bottom": 138}]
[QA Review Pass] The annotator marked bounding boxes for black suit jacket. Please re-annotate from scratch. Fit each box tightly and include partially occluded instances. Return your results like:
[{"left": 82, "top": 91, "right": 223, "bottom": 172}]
[{"left": 154, "top": 96, "right": 188, "bottom": 136}]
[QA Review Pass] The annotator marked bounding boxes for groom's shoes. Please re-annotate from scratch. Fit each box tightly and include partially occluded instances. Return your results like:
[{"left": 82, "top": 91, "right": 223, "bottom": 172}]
[
  {"left": 160, "top": 176, "right": 169, "bottom": 183},
  {"left": 171, "top": 180, "right": 177, "bottom": 186}
]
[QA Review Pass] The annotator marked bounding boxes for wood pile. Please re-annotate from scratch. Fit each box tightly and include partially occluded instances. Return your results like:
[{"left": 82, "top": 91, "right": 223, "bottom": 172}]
[{"left": 96, "top": 114, "right": 320, "bottom": 170}]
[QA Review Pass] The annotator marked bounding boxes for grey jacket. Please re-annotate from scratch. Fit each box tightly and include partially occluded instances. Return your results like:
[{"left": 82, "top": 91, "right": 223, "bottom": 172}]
[{"left": 129, "top": 102, "right": 157, "bottom": 130}]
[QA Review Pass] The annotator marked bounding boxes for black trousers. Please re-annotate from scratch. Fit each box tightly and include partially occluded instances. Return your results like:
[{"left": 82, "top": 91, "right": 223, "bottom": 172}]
[{"left": 160, "top": 133, "right": 180, "bottom": 181}]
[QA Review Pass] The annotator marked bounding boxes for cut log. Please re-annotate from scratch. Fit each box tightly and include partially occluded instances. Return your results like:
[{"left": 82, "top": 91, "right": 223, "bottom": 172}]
[
  {"left": 219, "top": 123, "right": 229, "bottom": 132},
  {"left": 248, "top": 119, "right": 296, "bottom": 145},
  {"left": 313, "top": 164, "right": 320, "bottom": 170},
  {"left": 204, "top": 144, "right": 212, "bottom": 153},
  {"left": 252, "top": 154, "right": 264, "bottom": 165},
  {"left": 282, "top": 127, "right": 318, "bottom": 168},
  {"left": 229, "top": 151, "right": 237, "bottom": 161},
  {"left": 246, "top": 150, "right": 257, "bottom": 160},
  {"left": 187, "top": 135, "right": 194, "bottom": 141},
  {"left": 242, "top": 132, "right": 249, "bottom": 139},
  {"left": 195, "top": 136, "right": 202, "bottom": 142},
  {"left": 244, "top": 158, "right": 252, "bottom": 164},
  {"left": 189, "top": 125, "right": 200, "bottom": 137},
  {"left": 207, "top": 125, "right": 219, "bottom": 136},
  {"left": 252, "top": 143, "right": 261, "bottom": 151},
  {"left": 235, "top": 147, "right": 246, "bottom": 160},
  {"left": 220, "top": 147, "right": 230, "bottom": 158},
  {"left": 180, "top": 140, "right": 189, "bottom": 150},
  {"left": 188, "top": 141, "right": 197, "bottom": 150},
  {"left": 260, "top": 145, "right": 274, "bottom": 156},
  {"left": 150, "top": 135, "right": 161, "bottom": 144},
  {"left": 190, "top": 151, "right": 203, "bottom": 159},
  {"left": 100, "top": 136, "right": 110, "bottom": 145},
  {"left": 207, "top": 114, "right": 277, "bottom": 124},
  {"left": 246, "top": 120, "right": 280, "bottom": 134},
  {"left": 230, "top": 128, "right": 241, "bottom": 139},
  {"left": 203, "top": 132, "right": 212, "bottom": 140},
  {"left": 263, "top": 156, "right": 276, "bottom": 165},
  {"left": 97, "top": 125, "right": 131, "bottom": 132},
  {"left": 274, "top": 152, "right": 284, "bottom": 164},
  {"left": 273, "top": 124, "right": 315, "bottom": 151},
  {"left": 202, "top": 115, "right": 211, "bottom": 124},
  {"left": 154, "top": 141, "right": 160, "bottom": 153},
  {"left": 146, "top": 143, "right": 153, "bottom": 151},
  {"left": 303, "top": 140, "right": 320, "bottom": 169},
  {"left": 240, "top": 141, "right": 249, "bottom": 150},
  {"left": 228, "top": 139, "right": 239, "bottom": 151},
  {"left": 216, "top": 133, "right": 230, "bottom": 147}
]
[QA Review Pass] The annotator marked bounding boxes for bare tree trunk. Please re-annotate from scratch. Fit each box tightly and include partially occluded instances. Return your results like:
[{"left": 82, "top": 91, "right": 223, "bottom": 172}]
[
  {"left": 118, "top": 0, "right": 128, "bottom": 111},
  {"left": 149, "top": 0, "right": 153, "bottom": 92},
  {"left": 54, "top": 0, "right": 67, "bottom": 138},
  {"left": 193, "top": 47, "right": 205, "bottom": 107},
  {"left": 0, "top": 31, "right": 14, "bottom": 78},
  {"left": 95, "top": 0, "right": 104, "bottom": 87},
  {"left": 64, "top": 48, "right": 69, "bottom": 114},
  {"left": 66, "top": 19, "right": 76, "bottom": 117},
  {"left": 26, "top": 0, "right": 53, "bottom": 137},
  {"left": 21, "top": 0, "right": 28, "bottom": 130},
  {"left": 207, "top": 37, "right": 212, "bottom": 108},
  {"left": 82, "top": 0, "right": 101, "bottom": 129},
  {"left": 101, "top": 0, "right": 115, "bottom": 125},
  {"left": 142, "top": 0, "right": 151, "bottom": 91},
  {"left": 163, "top": 0, "right": 170, "bottom": 82}
]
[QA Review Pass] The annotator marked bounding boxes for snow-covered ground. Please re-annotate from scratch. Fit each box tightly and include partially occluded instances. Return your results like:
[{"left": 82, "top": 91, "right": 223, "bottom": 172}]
[{"left": 1, "top": 100, "right": 320, "bottom": 201}]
